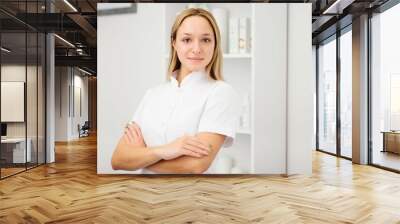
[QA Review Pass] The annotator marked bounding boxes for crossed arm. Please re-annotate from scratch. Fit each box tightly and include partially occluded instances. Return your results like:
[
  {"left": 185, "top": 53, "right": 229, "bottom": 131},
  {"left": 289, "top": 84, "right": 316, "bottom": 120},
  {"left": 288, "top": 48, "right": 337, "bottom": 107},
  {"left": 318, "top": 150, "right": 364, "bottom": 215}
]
[{"left": 111, "top": 123, "right": 226, "bottom": 174}]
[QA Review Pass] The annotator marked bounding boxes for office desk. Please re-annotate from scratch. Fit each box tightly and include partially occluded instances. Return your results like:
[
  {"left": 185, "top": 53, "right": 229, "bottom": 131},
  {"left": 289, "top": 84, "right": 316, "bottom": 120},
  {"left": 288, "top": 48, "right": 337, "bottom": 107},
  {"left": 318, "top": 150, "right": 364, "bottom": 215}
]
[
  {"left": 1, "top": 138, "right": 31, "bottom": 163},
  {"left": 381, "top": 131, "right": 400, "bottom": 154}
]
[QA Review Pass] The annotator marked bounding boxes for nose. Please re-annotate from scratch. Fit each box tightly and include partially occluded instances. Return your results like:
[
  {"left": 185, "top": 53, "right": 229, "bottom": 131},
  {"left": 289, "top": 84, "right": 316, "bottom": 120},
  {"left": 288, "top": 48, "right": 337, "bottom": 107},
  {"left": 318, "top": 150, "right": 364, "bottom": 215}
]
[{"left": 192, "top": 40, "right": 201, "bottom": 54}]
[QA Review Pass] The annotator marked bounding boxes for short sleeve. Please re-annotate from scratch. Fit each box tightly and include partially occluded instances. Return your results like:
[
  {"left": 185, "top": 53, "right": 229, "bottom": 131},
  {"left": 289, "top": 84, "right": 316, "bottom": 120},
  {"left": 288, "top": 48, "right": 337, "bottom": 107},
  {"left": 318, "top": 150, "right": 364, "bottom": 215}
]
[
  {"left": 131, "top": 89, "right": 151, "bottom": 124},
  {"left": 198, "top": 82, "right": 241, "bottom": 148}
]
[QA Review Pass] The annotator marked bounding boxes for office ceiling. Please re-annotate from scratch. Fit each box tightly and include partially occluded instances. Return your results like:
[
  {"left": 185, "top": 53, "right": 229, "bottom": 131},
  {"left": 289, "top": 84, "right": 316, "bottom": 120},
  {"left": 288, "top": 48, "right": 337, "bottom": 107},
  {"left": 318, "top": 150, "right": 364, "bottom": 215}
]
[{"left": 0, "top": 0, "right": 395, "bottom": 75}]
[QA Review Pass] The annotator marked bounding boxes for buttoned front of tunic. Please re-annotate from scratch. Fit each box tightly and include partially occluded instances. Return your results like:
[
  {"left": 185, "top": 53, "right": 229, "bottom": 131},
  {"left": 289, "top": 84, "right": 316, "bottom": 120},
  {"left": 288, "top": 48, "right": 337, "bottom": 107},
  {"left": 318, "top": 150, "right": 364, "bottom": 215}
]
[{"left": 131, "top": 69, "right": 240, "bottom": 173}]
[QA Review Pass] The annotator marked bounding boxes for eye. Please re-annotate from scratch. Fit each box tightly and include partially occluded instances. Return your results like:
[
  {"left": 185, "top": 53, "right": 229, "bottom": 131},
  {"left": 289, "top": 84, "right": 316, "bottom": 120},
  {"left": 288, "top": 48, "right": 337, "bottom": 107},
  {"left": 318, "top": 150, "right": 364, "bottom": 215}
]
[
  {"left": 182, "top": 38, "right": 191, "bottom": 43},
  {"left": 202, "top": 38, "right": 211, "bottom": 43}
]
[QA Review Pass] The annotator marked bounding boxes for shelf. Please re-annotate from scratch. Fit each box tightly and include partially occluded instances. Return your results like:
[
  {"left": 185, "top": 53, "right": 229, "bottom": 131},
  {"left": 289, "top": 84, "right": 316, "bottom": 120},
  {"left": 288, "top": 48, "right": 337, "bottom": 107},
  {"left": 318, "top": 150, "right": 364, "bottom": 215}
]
[
  {"left": 223, "top": 53, "right": 251, "bottom": 58},
  {"left": 237, "top": 128, "right": 251, "bottom": 135}
]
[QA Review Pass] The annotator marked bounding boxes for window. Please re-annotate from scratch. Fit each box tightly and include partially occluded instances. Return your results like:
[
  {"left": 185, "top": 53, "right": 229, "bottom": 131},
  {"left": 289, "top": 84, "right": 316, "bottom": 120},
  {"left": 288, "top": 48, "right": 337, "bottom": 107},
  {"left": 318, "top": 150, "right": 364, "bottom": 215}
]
[
  {"left": 371, "top": 3, "right": 400, "bottom": 171},
  {"left": 318, "top": 37, "right": 337, "bottom": 154},
  {"left": 0, "top": 1, "right": 47, "bottom": 179},
  {"left": 340, "top": 29, "right": 352, "bottom": 158}
]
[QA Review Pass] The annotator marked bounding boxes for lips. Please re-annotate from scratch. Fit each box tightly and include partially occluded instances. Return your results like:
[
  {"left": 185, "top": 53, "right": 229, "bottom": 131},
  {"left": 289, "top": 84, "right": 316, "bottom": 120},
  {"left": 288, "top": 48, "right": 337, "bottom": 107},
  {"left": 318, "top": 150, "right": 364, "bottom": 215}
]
[{"left": 188, "top": 57, "right": 203, "bottom": 61}]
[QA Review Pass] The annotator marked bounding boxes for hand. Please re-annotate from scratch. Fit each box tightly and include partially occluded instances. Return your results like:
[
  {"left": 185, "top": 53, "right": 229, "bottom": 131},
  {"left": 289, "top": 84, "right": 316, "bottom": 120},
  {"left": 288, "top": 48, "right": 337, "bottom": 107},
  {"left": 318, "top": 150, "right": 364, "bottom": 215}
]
[
  {"left": 153, "top": 135, "right": 211, "bottom": 160},
  {"left": 124, "top": 122, "right": 146, "bottom": 148}
]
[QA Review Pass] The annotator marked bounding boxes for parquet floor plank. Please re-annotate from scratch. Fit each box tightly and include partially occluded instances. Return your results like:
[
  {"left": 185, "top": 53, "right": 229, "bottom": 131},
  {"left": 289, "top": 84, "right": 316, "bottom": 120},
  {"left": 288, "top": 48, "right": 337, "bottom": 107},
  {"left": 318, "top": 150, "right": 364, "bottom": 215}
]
[{"left": 1, "top": 134, "right": 399, "bottom": 223}]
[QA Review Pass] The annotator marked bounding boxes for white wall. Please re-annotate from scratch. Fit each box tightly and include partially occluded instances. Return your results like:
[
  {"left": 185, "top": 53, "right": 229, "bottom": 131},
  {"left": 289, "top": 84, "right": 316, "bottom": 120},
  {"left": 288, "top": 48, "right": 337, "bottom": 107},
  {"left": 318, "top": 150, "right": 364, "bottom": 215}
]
[
  {"left": 252, "top": 3, "right": 312, "bottom": 175},
  {"left": 55, "top": 67, "right": 69, "bottom": 141},
  {"left": 252, "top": 4, "right": 288, "bottom": 174},
  {"left": 97, "top": 3, "right": 165, "bottom": 174},
  {"left": 54, "top": 67, "right": 89, "bottom": 141},
  {"left": 72, "top": 73, "right": 89, "bottom": 138},
  {"left": 287, "top": 4, "right": 313, "bottom": 175}
]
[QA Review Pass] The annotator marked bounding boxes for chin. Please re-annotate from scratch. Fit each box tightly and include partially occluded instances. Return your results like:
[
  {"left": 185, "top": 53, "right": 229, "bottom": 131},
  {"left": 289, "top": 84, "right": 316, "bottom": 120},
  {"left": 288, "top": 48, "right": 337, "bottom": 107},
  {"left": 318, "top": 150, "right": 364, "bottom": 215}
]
[{"left": 187, "top": 65, "right": 206, "bottom": 72}]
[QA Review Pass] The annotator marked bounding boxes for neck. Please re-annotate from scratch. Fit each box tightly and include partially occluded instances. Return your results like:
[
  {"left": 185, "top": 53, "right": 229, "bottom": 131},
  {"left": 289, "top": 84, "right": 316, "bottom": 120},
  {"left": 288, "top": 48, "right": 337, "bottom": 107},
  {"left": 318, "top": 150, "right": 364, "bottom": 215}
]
[{"left": 177, "top": 67, "right": 191, "bottom": 84}]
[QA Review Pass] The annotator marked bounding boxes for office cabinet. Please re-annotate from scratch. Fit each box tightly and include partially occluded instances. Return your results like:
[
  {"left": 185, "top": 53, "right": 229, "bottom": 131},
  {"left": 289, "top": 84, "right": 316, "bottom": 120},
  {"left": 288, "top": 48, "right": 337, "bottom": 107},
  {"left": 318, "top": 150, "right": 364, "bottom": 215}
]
[
  {"left": 0, "top": 138, "right": 32, "bottom": 164},
  {"left": 382, "top": 131, "right": 400, "bottom": 154}
]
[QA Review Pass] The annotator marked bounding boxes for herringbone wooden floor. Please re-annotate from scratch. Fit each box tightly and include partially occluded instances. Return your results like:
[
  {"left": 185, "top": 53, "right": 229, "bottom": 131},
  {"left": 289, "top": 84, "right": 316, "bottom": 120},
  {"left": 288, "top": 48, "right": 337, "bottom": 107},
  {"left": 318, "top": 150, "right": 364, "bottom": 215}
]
[{"left": 1, "top": 134, "right": 400, "bottom": 223}]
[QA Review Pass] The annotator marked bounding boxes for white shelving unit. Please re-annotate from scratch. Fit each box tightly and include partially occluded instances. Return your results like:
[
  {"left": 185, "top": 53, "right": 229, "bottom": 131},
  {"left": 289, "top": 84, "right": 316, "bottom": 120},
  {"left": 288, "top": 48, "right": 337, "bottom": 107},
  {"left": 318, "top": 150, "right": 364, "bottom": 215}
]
[
  {"left": 237, "top": 128, "right": 251, "bottom": 135},
  {"left": 223, "top": 53, "right": 251, "bottom": 59},
  {"left": 163, "top": 3, "right": 253, "bottom": 173}
]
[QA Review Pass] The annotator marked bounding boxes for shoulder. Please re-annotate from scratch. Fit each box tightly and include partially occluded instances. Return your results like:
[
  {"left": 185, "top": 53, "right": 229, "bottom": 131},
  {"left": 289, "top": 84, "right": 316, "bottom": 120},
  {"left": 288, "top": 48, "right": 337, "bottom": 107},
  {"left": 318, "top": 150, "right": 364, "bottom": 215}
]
[
  {"left": 215, "top": 80, "right": 234, "bottom": 90},
  {"left": 205, "top": 81, "right": 240, "bottom": 108},
  {"left": 211, "top": 81, "right": 238, "bottom": 99}
]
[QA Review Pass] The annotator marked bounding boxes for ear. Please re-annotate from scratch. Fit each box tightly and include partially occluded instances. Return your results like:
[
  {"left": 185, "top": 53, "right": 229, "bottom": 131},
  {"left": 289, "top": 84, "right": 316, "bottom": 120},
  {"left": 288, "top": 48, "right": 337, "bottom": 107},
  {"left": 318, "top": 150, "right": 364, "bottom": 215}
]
[{"left": 172, "top": 40, "right": 176, "bottom": 49}]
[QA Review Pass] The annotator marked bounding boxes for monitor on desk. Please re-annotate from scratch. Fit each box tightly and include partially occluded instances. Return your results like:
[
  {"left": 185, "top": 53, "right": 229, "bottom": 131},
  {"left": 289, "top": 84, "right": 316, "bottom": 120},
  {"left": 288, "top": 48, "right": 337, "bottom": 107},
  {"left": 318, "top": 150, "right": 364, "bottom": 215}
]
[{"left": 1, "top": 123, "right": 7, "bottom": 138}]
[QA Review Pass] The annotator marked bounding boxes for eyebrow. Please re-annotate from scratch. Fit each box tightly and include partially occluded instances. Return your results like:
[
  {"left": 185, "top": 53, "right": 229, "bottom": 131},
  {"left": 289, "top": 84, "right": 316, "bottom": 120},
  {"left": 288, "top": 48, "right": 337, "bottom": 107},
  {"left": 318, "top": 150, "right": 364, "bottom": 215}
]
[{"left": 182, "top": 33, "right": 211, "bottom": 36}]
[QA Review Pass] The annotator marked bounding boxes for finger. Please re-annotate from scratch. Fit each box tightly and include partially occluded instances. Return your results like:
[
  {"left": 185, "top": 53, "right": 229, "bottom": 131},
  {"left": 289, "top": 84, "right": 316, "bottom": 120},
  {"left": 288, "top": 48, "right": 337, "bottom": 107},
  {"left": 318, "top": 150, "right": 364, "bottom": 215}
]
[
  {"left": 124, "top": 129, "right": 134, "bottom": 144},
  {"left": 126, "top": 126, "right": 136, "bottom": 142},
  {"left": 183, "top": 144, "right": 209, "bottom": 156},
  {"left": 132, "top": 123, "right": 144, "bottom": 140},
  {"left": 123, "top": 133, "right": 130, "bottom": 143},
  {"left": 133, "top": 126, "right": 146, "bottom": 146},
  {"left": 182, "top": 149, "right": 202, "bottom": 158},
  {"left": 187, "top": 141, "right": 211, "bottom": 153},
  {"left": 187, "top": 138, "right": 211, "bottom": 152},
  {"left": 128, "top": 124, "right": 139, "bottom": 140},
  {"left": 188, "top": 136, "right": 209, "bottom": 148}
]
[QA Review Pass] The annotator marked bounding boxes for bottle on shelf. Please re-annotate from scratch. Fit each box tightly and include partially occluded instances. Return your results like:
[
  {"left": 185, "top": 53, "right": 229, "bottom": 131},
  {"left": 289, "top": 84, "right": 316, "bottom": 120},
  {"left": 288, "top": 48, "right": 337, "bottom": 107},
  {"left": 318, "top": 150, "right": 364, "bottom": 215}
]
[{"left": 239, "top": 17, "right": 251, "bottom": 53}]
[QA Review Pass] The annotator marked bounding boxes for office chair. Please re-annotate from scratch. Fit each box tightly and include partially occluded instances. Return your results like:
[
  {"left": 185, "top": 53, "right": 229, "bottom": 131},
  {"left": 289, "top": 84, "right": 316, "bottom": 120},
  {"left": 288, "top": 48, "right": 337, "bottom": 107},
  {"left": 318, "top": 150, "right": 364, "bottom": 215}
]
[{"left": 79, "top": 121, "right": 90, "bottom": 138}]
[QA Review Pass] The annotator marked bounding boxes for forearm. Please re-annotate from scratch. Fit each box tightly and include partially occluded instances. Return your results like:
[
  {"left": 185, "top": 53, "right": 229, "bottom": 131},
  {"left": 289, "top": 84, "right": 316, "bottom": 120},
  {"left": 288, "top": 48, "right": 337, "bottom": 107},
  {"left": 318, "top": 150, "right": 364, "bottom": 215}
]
[
  {"left": 146, "top": 156, "right": 204, "bottom": 174},
  {"left": 111, "top": 139, "right": 162, "bottom": 171},
  {"left": 145, "top": 133, "right": 224, "bottom": 174}
]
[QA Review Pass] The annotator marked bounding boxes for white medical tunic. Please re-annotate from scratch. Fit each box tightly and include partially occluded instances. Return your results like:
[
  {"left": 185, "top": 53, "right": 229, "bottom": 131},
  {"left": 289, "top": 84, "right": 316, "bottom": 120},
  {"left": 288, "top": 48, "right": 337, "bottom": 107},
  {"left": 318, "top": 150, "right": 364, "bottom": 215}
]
[{"left": 131, "top": 70, "right": 240, "bottom": 174}]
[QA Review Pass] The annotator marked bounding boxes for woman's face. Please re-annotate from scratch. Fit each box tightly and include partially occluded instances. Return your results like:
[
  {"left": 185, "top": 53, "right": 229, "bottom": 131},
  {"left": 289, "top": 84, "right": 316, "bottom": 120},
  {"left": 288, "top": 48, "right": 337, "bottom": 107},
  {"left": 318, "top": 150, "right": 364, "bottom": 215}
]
[{"left": 173, "top": 15, "right": 215, "bottom": 73}]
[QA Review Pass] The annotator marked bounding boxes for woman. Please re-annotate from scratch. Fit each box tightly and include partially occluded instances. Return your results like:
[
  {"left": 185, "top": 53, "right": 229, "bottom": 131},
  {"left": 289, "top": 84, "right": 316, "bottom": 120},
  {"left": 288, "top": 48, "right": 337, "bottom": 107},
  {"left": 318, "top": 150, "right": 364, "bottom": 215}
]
[{"left": 111, "top": 8, "right": 240, "bottom": 174}]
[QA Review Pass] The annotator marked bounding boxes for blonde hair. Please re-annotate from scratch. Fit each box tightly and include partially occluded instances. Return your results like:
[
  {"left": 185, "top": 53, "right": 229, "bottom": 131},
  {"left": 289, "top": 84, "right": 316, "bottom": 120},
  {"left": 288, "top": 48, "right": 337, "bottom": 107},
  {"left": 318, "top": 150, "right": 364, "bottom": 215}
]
[{"left": 167, "top": 8, "right": 223, "bottom": 81}]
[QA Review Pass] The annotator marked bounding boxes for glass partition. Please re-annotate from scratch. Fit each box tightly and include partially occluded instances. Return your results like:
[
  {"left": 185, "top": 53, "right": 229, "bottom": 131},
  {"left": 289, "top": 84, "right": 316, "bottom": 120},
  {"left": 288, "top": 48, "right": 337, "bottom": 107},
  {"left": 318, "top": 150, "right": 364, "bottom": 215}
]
[
  {"left": 317, "top": 37, "right": 337, "bottom": 155},
  {"left": 339, "top": 29, "right": 352, "bottom": 158},
  {"left": 0, "top": 31, "right": 28, "bottom": 177},
  {"left": 371, "top": 3, "right": 400, "bottom": 171},
  {"left": 0, "top": 1, "right": 46, "bottom": 179}
]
